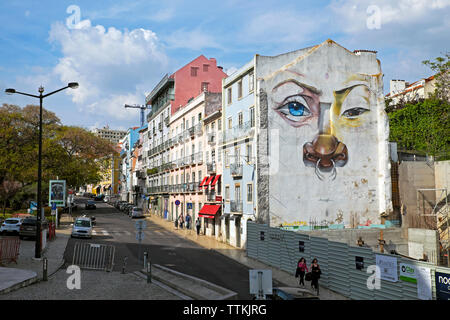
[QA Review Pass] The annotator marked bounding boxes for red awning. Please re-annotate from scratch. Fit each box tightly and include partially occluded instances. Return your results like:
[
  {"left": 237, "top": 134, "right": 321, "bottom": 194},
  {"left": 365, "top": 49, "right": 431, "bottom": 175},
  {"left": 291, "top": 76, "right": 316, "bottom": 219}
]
[
  {"left": 198, "top": 204, "right": 221, "bottom": 218},
  {"left": 199, "top": 176, "right": 209, "bottom": 187},
  {"left": 203, "top": 176, "right": 215, "bottom": 189},
  {"left": 210, "top": 174, "right": 221, "bottom": 189}
]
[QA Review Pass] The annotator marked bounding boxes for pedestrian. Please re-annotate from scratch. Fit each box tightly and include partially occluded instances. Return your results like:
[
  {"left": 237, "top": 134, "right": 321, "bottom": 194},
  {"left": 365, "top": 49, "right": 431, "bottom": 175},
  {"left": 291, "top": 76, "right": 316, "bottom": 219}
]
[
  {"left": 196, "top": 218, "right": 201, "bottom": 235},
  {"left": 295, "top": 257, "right": 308, "bottom": 287},
  {"left": 179, "top": 216, "right": 184, "bottom": 229},
  {"left": 174, "top": 218, "right": 178, "bottom": 229},
  {"left": 186, "top": 213, "right": 191, "bottom": 229},
  {"left": 310, "top": 258, "right": 321, "bottom": 294}
]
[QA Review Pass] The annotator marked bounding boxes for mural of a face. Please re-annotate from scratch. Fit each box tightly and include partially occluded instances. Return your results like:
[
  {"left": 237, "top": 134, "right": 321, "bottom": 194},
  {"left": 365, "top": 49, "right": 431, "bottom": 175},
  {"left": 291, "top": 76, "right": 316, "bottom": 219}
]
[{"left": 260, "top": 41, "right": 391, "bottom": 227}]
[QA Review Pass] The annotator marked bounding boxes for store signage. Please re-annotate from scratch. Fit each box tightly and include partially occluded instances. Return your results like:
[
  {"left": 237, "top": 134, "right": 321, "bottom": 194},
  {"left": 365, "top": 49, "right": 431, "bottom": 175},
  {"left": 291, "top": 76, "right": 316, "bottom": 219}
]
[{"left": 399, "top": 263, "right": 417, "bottom": 283}]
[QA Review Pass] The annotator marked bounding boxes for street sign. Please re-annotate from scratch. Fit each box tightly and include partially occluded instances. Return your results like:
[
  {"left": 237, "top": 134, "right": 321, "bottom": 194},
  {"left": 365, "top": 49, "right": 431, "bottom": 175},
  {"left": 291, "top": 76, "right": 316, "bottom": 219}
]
[
  {"left": 216, "top": 196, "right": 222, "bottom": 202},
  {"left": 51, "top": 202, "right": 57, "bottom": 211},
  {"left": 30, "top": 201, "right": 37, "bottom": 211},
  {"left": 49, "top": 180, "right": 66, "bottom": 207},
  {"left": 175, "top": 200, "right": 180, "bottom": 206},
  {"left": 187, "top": 203, "right": 192, "bottom": 209}
]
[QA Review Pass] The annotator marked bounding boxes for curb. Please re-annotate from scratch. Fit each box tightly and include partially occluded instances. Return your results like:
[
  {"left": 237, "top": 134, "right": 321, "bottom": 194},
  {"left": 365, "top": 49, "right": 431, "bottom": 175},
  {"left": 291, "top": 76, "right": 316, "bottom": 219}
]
[{"left": 0, "top": 275, "right": 38, "bottom": 295}]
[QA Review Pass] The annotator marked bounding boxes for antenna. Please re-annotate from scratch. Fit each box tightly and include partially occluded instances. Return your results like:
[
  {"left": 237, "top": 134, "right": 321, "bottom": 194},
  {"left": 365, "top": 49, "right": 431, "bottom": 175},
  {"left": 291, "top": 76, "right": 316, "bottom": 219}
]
[{"left": 124, "top": 104, "right": 149, "bottom": 127}]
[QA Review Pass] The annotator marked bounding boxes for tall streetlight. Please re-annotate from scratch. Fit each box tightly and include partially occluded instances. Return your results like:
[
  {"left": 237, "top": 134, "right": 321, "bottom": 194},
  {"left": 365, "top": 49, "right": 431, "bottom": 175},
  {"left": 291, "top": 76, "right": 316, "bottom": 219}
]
[{"left": 5, "top": 82, "right": 79, "bottom": 259}]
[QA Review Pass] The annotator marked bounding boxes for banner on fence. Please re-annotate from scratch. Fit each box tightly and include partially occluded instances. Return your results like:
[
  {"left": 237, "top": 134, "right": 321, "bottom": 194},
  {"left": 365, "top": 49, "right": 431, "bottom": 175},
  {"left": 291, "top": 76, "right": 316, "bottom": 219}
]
[
  {"left": 376, "top": 254, "right": 398, "bottom": 282},
  {"left": 400, "top": 263, "right": 417, "bottom": 283},
  {"left": 435, "top": 272, "right": 450, "bottom": 300},
  {"left": 416, "top": 266, "right": 432, "bottom": 300}
]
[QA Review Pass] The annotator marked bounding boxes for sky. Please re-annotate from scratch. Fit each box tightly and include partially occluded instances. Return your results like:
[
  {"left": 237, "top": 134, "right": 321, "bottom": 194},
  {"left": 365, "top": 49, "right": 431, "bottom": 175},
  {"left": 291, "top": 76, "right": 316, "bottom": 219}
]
[{"left": 0, "top": 0, "right": 449, "bottom": 131}]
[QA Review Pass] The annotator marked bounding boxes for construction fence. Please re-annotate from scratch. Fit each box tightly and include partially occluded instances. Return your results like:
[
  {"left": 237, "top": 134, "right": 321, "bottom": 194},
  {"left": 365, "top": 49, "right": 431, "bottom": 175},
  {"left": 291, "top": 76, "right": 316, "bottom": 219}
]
[{"left": 247, "top": 222, "right": 450, "bottom": 300}]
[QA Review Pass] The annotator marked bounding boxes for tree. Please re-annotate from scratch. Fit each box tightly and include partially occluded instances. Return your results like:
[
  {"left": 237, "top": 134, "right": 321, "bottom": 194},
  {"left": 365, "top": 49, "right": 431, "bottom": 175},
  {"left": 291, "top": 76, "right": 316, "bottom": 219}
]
[{"left": 422, "top": 53, "right": 450, "bottom": 101}]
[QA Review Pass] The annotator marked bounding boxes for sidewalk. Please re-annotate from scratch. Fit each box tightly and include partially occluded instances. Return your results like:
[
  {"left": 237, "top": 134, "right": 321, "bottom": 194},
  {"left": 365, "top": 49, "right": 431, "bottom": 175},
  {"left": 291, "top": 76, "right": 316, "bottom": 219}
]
[
  {"left": 0, "top": 221, "right": 71, "bottom": 294},
  {"left": 145, "top": 214, "right": 350, "bottom": 300}
]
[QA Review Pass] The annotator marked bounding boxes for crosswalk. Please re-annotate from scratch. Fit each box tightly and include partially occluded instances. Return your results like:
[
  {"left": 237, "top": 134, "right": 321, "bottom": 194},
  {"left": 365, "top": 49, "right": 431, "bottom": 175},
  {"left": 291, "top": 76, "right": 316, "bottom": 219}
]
[{"left": 91, "top": 228, "right": 171, "bottom": 238}]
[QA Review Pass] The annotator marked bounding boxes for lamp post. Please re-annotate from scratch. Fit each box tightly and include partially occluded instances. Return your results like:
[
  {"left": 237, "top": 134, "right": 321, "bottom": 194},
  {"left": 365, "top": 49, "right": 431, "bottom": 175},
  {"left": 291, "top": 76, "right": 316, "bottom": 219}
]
[{"left": 5, "top": 82, "right": 79, "bottom": 259}]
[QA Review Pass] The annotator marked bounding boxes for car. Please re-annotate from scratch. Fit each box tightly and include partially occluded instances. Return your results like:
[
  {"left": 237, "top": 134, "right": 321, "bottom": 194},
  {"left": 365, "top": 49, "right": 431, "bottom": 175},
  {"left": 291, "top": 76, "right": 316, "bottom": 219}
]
[
  {"left": 0, "top": 218, "right": 23, "bottom": 235},
  {"left": 103, "top": 196, "right": 110, "bottom": 203},
  {"left": 71, "top": 217, "right": 93, "bottom": 238},
  {"left": 119, "top": 202, "right": 130, "bottom": 211},
  {"left": 19, "top": 216, "right": 49, "bottom": 240},
  {"left": 94, "top": 194, "right": 105, "bottom": 201},
  {"left": 85, "top": 200, "right": 96, "bottom": 210},
  {"left": 130, "top": 207, "right": 144, "bottom": 219},
  {"left": 266, "top": 287, "right": 320, "bottom": 300}
]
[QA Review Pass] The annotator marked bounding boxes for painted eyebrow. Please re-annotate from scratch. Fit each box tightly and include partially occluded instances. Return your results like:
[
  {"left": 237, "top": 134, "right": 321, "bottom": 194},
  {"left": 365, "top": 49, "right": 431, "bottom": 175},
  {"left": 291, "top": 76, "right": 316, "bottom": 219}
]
[
  {"left": 335, "top": 83, "right": 369, "bottom": 96},
  {"left": 272, "top": 79, "right": 322, "bottom": 96}
]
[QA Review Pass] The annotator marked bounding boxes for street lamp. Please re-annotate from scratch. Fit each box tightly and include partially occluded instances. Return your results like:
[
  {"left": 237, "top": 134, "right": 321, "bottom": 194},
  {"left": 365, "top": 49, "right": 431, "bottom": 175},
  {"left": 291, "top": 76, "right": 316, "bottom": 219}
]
[{"left": 4, "top": 83, "right": 79, "bottom": 259}]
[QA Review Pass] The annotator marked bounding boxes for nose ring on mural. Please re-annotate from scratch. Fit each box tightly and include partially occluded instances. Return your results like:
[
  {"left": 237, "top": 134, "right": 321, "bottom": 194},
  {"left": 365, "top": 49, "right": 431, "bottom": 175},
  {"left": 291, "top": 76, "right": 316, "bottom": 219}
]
[{"left": 315, "top": 158, "right": 337, "bottom": 181}]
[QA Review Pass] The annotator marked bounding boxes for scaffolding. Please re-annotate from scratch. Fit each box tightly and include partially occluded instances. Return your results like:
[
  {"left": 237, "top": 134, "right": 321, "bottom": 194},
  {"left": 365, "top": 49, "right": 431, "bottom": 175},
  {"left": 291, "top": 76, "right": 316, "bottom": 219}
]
[{"left": 416, "top": 188, "right": 449, "bottom": 267}]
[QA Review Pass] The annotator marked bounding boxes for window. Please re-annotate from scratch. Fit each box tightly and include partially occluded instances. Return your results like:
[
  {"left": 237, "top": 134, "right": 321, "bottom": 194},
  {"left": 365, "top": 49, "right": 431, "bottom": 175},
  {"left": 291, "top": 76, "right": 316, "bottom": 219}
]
[
  {"left": 235, "top": 185, "right": 241, "bottom": 202},
  {"left": 227, "top": 87, "right": 232, "bottom": 105},
  {"left": 201, "top": 82, "right": 209, "bottom": 92},
  {"left": 247, "top": 184, "right": 253, "bottom": 202},
  {"left": 211, "top": 149, "right": 215, "bottom": 163},
  {"left": 192, "top": 172, "right": 195, "bottom": 183},
  {"left": 198, "top": 112, "right": 202, "bottom": 122},
  {"left": 191, "top": 116, "right": 195, "bottom": 127},
  {"left": 238, "top": 80, "right": 243, "bottom": 99},
  {"left": 234, "top": 146, "right": 240, "bottom": 164},
  {"left": 249, "top": 71, "right": 254, "bottom": 92},
  {"left": 203, "top": 64, "right": 209, "bottom": 72},
  {"left": 250, "top": 107, "right": 255, "bottom": 127},
  {"left": 211, "top": 121, "right": 215, "bottom": 131},
  {"left": 238, "top": 112, "right": 243, "bottom": 127},
  {"left": 191, "top": 67, "right": 198, "bottom": 77},
  {"left": 225, "top": 150, "right": 230, "bottom": 167},
  {"left": 246, "top": 143, "right": 252, "bottom": 163},
  {"left": 225, "top": 186, "right": 230, "bottom": 201},
  {"left": 218, "top": 149, "right": 222, "bottom": 163},
  {"left": 218, "top": 119, "right": 222, "bottom": 131},
  {"left": 228, "top": 117, "right": 232, "bottom": 129}
]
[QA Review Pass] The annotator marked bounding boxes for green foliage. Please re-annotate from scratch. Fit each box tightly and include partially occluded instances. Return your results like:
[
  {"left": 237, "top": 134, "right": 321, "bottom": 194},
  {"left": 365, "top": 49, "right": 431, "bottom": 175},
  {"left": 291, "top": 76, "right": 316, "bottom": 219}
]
[{"left": 388, "top": 98, "right": 450, "bottom": 158}]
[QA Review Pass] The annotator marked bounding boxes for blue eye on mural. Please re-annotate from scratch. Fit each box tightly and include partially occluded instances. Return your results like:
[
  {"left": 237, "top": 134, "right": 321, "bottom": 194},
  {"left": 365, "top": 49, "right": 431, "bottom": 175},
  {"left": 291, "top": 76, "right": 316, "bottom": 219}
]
[{"left": 288, "top": 102, "right": 306, "bottom": 116}]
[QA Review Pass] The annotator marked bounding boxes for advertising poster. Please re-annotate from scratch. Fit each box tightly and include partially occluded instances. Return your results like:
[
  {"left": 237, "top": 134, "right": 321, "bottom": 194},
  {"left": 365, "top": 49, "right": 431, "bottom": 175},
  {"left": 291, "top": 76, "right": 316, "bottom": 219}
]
[
  {"left": 435, "top": 272, "right": 450, "bottom": 300},
  {"left": 399, "top": 263, "right": 417, "bottom": 283},
  {"left": 416, "top": 266, "right": 432, "bottom": 300},
  {"left": 49, "top": 180, "right": 66, "bottom": 207},
  {"left": 376, "top": 255, "right": 398, "bottom": 282}
]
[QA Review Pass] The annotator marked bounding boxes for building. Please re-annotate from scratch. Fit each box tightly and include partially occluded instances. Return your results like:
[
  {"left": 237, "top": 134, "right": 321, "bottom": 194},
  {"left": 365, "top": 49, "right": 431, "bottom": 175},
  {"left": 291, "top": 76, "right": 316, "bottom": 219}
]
[
  {"left": 92, "top": 126, "right": 127, "bottom": 144},
  {"left": 220, "top": 39, "right": 393, "bottom": 249},
  {"left": 220, "top": 59, "right": 257, "bottom": 248},
  {"left": 386, "top": 75, "right": 436, "bottom": 106},
  {"left": 144, "top": 55, "right": 227, "bottom": 223},
  {"left": 119, "top": 126, "right": 141, "bottom": 202}
]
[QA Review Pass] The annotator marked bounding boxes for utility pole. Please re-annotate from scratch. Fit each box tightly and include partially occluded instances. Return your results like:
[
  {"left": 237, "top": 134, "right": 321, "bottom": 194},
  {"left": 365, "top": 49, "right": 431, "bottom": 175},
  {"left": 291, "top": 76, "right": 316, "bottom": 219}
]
[{"left": 124, "top": 104, "right": 149, "bottom": 128}]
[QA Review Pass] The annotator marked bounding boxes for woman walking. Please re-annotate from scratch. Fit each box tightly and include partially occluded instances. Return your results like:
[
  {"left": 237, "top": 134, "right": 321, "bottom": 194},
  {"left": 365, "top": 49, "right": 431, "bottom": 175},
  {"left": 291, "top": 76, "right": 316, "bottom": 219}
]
[
  {"left": 310, "top": 258, "right": 321, "bottom": 295},
  {"left": 295, "top": 258, "right": 308, "bottom": 287}
]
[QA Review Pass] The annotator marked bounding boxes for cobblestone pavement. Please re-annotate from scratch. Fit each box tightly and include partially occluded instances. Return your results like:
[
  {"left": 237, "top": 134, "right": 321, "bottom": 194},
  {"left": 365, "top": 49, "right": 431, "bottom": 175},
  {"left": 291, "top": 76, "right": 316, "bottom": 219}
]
[{"left": 0, "top": 268, "right": 181, "bottom": 300}]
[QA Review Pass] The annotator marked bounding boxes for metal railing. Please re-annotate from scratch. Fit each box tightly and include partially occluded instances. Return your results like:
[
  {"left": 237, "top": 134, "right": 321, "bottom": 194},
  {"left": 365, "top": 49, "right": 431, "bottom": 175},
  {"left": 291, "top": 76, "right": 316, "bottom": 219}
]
[
  {"left": 0, "top": 237, "right": 20, "bottom": 265},
  {"left": 230, "top": 163, "right": 243, "bottom": 177},
  {"left": 230, "top": 200, "right": 243, "bottom": 212},
  {"left": 72, "top": 242, "right": 116, "bottom": 272},
  {"left": 207, "top": 162, "right": 216, "bottom": 174},
  {"left": 195, "top": 123, "right": 203, "bottom": 136},
  {"left": 222, "top": 121, "right": 253, "bottom": 144}
]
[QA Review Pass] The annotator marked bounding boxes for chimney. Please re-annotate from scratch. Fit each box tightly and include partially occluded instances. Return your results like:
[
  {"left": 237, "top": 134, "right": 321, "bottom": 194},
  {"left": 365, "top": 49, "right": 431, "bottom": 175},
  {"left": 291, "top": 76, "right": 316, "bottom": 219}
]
[{"left": 209, "top": 58, "right": 217, "bottom": 66}]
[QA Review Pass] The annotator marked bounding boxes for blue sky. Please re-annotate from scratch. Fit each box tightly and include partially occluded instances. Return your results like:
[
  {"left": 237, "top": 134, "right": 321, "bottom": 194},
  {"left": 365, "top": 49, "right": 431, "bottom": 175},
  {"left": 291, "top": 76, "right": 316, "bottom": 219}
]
[{"left": 1, "top": 0, "right": 449, "bottom": 131}]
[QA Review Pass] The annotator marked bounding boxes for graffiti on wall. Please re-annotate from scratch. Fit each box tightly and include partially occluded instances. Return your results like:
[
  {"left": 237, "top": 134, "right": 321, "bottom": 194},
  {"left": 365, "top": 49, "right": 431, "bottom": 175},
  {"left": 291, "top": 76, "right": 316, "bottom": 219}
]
[{"left": 259, "top": 40, "right": 392, "bottom": 227}]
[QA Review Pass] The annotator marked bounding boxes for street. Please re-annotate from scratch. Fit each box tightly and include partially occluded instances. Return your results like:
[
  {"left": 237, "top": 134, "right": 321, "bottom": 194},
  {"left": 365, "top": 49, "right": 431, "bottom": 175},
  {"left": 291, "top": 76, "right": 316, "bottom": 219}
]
[{"left": 5, "top": 196, "right": 285, "bottom": 300}]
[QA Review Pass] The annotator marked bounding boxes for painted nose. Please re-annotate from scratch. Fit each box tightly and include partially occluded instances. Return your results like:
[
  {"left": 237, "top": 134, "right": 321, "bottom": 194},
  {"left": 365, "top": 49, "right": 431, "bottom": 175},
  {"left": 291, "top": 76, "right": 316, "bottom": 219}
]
[{"left": 303, "top": 134, "right": 348, "bottom": 170}]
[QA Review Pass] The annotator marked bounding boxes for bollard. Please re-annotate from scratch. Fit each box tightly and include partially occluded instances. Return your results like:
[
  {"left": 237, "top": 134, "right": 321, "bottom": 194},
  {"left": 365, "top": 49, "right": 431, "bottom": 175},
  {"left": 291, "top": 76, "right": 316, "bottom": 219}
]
[
  {"left": 143, "top": 252, "right": 148, "bottom": 269},
  {"left": 147, "top": 261, "right": 151, "bottom": 284},
  {"left": 43, "top": 258, "right": 48, "bottom": 281},
  {"left": 122, "top": 256, "right": 128, "bottom": 274}
]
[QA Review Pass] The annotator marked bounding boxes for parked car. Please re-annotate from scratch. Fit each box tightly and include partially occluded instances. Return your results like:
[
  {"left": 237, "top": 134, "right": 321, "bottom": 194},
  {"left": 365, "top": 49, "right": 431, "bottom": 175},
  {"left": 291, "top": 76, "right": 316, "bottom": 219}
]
[
  {"left": 266, "top": 287, "right": 320, "bottom": 300},
  {"left": 71, "top": 217, "right": 93, "bottom": 239},
  {"left": 130, "top": 207, "right": 144, "bottom": 219},
  {"left": 85, "top": 200, "right": 96, "bottom": 210},
  {"left": 19, "top": 216, "right": 49, "bottom": 240},
  {"left": 0, "top": 218, "right": 23, "bottom": 235}
]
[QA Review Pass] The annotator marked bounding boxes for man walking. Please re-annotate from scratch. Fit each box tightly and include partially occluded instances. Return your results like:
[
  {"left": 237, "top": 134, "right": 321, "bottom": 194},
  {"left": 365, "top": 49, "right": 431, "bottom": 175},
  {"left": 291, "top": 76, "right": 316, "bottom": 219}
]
[{"left": 186, "top": 213, "right": 191, "bottom": 229}]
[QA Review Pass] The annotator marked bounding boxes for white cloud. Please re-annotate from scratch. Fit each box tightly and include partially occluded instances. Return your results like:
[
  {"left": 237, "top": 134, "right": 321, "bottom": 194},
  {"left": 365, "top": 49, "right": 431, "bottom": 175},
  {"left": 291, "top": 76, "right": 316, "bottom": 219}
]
[
  {"left": 48, "top": 21, "right": 169, "bottom": 122},
  {"left": 165, "top": 28, "right": 223, "bottom": 50}
]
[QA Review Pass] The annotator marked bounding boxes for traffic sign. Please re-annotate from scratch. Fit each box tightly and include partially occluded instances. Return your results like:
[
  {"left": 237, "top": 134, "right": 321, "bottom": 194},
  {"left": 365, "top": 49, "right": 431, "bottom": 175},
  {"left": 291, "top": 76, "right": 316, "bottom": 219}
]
[{"left": 175, "top": 200, "right": 180, "bottom": 206}]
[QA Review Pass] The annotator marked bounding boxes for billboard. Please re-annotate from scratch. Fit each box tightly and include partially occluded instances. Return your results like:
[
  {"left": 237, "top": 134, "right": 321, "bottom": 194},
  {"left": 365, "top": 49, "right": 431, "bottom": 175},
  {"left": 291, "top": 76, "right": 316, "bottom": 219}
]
[
  {"left": 435, "top": 271, "right": 450, "bottom": 300},
  {"left": 49, "top": 180, "right": 66, "bottom": 207}
]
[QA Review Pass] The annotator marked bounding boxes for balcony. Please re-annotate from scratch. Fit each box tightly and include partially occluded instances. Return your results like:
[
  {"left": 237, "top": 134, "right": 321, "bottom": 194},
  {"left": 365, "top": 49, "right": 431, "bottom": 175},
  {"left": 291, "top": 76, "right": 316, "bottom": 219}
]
[
  {"left": 158, "top": 122, "right": 163, "bottom": 131},
  {"left": 222, "top": 121, "right": 253, "bottom": 144},
  {"left": 188, "top": 126, "right": 195, "bottom": 137},
  {"left": 230, "top": 163, "right": 243, "bottom": 177},
  {"left": 177, "top": 133, "right": 184, "bottom": 144},
  {"left": 195, "top": 123, "right": 203, "bottom": 136},
  {"left": 194, "top": 152, "right": 203, "bottom": 164},
  {"left": 207, "top": 190, "right": 216, "bottom": 202},
  {"left": 230, "top": 200, "right": 243, "bottom": 213},
  {"left": 207, "top": 132, "right": 216, "bottom": 145},
  {"left": 207, "top": 162, "right": 216, "bottom": 174}
]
